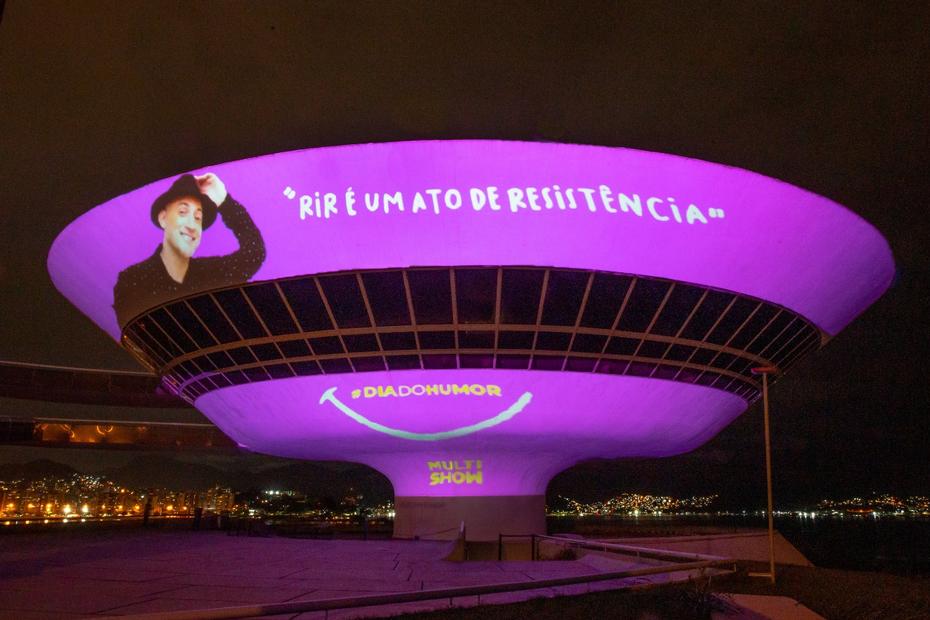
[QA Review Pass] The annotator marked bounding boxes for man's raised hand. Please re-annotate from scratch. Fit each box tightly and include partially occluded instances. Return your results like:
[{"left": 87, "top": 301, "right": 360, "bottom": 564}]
[{"left": 195, "top": 173, "right": 228, "bottom": 206}]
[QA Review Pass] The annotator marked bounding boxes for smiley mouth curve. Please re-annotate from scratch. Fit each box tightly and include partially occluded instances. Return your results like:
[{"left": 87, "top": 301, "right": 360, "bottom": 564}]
[{"left": 318, "top": 387, "right": 532, "bottom": 441}]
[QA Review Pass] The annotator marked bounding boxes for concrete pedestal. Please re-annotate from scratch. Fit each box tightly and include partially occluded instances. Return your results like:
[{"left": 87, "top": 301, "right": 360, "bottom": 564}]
[{"left": 393, "top": 495, "right": 546, "bottom": 541}]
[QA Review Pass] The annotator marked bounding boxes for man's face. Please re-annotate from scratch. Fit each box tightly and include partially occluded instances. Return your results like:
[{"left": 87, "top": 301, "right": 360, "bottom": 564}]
[{"left": 158, "top": 196, "right": 203, "bottom": 259}]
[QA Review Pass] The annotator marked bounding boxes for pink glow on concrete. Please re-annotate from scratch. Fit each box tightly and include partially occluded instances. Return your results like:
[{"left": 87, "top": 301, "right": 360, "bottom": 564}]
[
  {"left": 49, "top": 141, "right": 894, "bottom": 339},
  {"left": 195, "top": 370, "right": 746, "bottom": 496},
  {"left": 0, "top": 531, "right": 710, "bottom": 614}
]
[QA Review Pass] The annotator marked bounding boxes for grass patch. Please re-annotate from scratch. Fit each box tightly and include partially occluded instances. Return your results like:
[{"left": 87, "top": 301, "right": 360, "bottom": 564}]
[
  {"left": 722, "top": 561, "right": 930, "bottom": 619},
  {"left": 394, "top": 563, "right": 930, "bottom": 619},
  {"left": 396, "top": 582, "right": 739, "bottom": 620}
]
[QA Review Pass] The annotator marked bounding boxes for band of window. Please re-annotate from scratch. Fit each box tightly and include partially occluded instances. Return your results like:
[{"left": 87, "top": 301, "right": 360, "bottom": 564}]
[{"left": 122, "top": 267, "right": 822, "bottom": 404}]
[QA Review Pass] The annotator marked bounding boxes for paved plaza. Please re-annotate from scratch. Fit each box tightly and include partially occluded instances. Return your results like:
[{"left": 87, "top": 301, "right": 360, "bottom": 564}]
[{"left": 0, "top": 527, "right": 693, "bottom": 618}]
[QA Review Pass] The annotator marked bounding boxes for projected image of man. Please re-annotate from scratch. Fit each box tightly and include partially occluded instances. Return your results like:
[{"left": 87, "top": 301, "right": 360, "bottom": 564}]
[{"left": 113, "top": 173, "right": 265, "bottom": 327}]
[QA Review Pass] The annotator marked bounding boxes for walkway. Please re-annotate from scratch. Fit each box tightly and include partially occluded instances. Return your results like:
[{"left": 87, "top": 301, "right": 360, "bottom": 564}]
[{"left": 0, "top": 528, "right": 698, "bottom": 618}]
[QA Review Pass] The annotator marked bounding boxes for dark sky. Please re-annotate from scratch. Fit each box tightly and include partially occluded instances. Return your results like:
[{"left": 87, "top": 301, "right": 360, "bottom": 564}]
[{"left": 1, "top": 2, "right": 928, "bottom": 505}]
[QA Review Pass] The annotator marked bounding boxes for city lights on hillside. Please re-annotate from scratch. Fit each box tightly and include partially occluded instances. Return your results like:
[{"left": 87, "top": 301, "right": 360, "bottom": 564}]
[
  {"left": 551, "top": 493, "right": 719, "bottom": 517},
  {"left": 3, "top": 471, "right": 927, "bottom": 526},
  {"left": 0, "top": 473, "right": 235, "bottom": 520}
]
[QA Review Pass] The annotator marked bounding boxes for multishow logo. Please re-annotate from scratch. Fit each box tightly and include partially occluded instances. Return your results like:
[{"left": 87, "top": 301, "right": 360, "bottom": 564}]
[
  {"left": 317, "top": 382, "right": 533, "bottom": 442},
  {"left": 428, "top": 460, "right": 483, "bottom": 486}
]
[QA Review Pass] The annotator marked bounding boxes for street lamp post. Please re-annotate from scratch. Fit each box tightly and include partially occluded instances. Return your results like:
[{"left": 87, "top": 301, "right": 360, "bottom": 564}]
[{"left": 749, "top": 365, "right": 779, "bottom": 585}]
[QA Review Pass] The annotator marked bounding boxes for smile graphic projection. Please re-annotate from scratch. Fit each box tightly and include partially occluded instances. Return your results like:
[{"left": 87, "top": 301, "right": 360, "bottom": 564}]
[{"left": 318, "top": 387, "right": 533, "bottom": 441}]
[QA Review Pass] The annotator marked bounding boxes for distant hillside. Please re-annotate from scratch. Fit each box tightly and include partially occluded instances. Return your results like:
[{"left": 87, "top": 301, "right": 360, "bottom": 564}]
[
  {"left": 101, "top": 455, "right": 234, "bottom": 491},
  {"left": 0, "top": 459, "right": 79, "bottom": 481},
  {"left": 546, "top": 455, "right": 764, "bottom": 509},
  {"left": 0, "top": 455, "right": 391, "bottom": 503},
  {"left": 247, "top": 461, "right": 392, "bottom": 503},
  {"left": 101, "top": 455, "right": 393, "bottom": 502}
]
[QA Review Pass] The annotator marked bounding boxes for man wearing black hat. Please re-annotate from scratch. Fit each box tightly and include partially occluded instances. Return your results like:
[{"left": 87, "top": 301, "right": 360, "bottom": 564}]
[{"left": 112, "top": 173, "right": 265, "bottom": 328}]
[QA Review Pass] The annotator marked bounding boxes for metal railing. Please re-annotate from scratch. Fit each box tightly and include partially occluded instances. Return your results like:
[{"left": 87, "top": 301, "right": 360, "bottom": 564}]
[{"left": 499, "top": 532, "right": 732, "bottom": 564}]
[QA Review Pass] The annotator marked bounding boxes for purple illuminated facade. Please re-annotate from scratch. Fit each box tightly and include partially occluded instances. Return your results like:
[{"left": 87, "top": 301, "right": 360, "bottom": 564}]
[{"left": 49, "top": 141, "right": 893, "bottom": 538}]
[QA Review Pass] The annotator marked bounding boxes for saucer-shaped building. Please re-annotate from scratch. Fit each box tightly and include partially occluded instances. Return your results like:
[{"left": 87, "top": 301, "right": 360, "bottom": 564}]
[{"left": 49, "top": 141, "right": 894, "bottom": 539}]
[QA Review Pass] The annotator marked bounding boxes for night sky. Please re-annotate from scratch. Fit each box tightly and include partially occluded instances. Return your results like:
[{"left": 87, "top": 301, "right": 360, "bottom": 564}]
[{"left": 0, "top": 2, "right": 927, "bottom": 506}]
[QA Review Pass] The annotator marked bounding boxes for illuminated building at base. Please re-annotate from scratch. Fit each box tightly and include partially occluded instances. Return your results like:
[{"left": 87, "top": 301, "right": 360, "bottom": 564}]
[{"left": 49, "top": 141, "right": 893, "bottom": 539}]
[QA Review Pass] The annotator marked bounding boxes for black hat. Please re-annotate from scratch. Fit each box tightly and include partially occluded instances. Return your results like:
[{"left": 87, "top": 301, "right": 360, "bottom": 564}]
[{"left": 150, "top": 174, "right": 218, "bottom": 230}]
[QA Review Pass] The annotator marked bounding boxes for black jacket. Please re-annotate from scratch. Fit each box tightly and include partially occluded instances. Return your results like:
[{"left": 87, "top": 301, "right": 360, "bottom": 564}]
[{"left": 113, "top": 196, "right": 265, "bottom": 329}]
